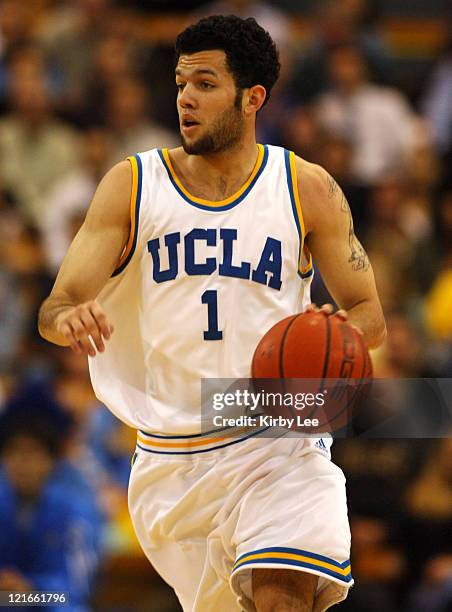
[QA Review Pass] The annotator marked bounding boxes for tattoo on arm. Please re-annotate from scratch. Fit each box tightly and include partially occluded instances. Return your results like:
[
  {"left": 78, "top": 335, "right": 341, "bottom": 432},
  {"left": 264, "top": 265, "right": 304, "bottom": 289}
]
[
  {"left": 348, "top": 224, "right": 370, "bottom": 271},
  {"left": 327, "top": 174, "right": 338, "bottom": 199},
  {"left": 326, "top": 173, "right": 370, "bottom": 271},
  {"left": 340, "top": 191, "right": 348, "bottom": 213}
]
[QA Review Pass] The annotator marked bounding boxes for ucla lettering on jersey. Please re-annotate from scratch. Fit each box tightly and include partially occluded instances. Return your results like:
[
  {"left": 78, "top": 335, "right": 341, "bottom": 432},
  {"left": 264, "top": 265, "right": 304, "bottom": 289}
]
[
  {"left": 89, "top": 144, "right": 313, "bottom": 437},
  {"left": 148, "top": 229, "right": 282, "bottom": 290}
]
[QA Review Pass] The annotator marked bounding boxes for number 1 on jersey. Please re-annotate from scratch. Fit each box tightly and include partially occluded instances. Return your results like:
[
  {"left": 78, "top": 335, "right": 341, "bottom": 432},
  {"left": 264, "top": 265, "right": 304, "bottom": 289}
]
[{"left": 201, "top": 290, "right": 223, "bottom": 341}]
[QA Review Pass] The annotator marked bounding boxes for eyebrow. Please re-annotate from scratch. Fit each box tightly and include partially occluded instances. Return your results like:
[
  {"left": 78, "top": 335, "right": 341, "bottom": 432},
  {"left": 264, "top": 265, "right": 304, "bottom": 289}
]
[{"left": 175, "top": 68, "right": 218, "bottom": 78}]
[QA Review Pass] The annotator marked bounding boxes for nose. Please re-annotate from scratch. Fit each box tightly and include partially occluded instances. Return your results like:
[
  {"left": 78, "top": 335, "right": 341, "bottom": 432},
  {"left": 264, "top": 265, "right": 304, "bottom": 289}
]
[{"left": 178, "top": 83, "right": 197, "bottom": 109}]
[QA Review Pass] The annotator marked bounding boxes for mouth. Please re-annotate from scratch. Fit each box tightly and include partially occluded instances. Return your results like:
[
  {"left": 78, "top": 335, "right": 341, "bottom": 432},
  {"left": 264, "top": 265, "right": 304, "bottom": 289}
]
[{"left": 181, "top": 117, "right": 200, "bottom": 132}]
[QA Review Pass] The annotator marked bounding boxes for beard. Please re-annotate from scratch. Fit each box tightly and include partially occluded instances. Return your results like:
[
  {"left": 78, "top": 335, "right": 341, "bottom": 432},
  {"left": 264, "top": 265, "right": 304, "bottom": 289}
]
[{"left": 181, "top": 96, "right": 244, "bottom": 156}]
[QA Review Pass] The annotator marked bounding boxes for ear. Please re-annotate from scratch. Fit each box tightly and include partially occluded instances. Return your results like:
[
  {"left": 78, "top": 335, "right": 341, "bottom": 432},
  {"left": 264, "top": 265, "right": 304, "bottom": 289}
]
[{"left": 243, "top": 85, "right": 267, "bottom": 115}]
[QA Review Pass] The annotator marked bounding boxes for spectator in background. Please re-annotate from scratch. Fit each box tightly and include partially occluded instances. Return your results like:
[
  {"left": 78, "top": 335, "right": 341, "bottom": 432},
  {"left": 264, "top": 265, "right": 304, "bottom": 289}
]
[
  {"left": 52, "top": 349, "right": 137, "bottom": 553},
  {"left": 401, "top": 439, "right": 452, "bottom": 611},
  {"left": 408, "top": 555, "right": 452, "bottom": 612},
  {"left": 341, "top": 515, "right": 403, "bottom": 612},
  {"left": 0, "top": 1, "right": 34, "bottom": 107},
  {"left": 424, "top": 190, "right": 452, "bottom": 342},
  {"left": 76, "top": 34, "right": 143, "bottom": 127},
  {"left": 282, "top": 111, "right": 369, "bottom": 229},
  {"left": 422, "top": 35, "right": 452, "bottom": 157},
  {"left": 360, "top": 321, "right": 447, "bottom": 438},
  {"left": 105, "top": 76, "right": 178, "bottom": 165},
  {"left": 316, "top": 133, "right": 369, "bottom": 233},
  {"left": 0, "top": 385, "right": 103, "bottom": 611},
  {"left": 316, "top": 44, "right": 416, "bottom": 186},
  {"left": 365, "top": 167, "right": 440, "bottom": 310},
  {"left": 364, "top": 175, "right": 416, "bottom": 312},
  {"left": 6, "top": 41, "right": 64, "bottom": 106},
  {"left": 376, "top": 313, "right": 424, "bottom": 378},
  {"left": 280, "top": 105, "right": 323, "bottom": 163},
  {"left": 196, "top": 0, "right": 291, "bottom": 51},
  {"left": 42, "top": 128, "right": 112, "bottom": 274},
  {"left": 426, "top": 300, "right": 452, "bottom": 344},
  {"left": 37, "top": 0, "right": 114, "bottom": 116},
  {"left": 0, "top": 59, "right": 79, "bottom": 226},
  {"left": 289, "top": 0, "right": 388, "bottom": 105},
  {"left": 401, "top": 138, "right": 439, "bottom": 283},
  {"left": 0, "top": 186, "right": 51, "bottom": 375},
  {"left": 332, "top": 436, "right": 427, "bottom": 611},
  {"left": 0, "top": 187, "right": 26, "bottom": 373}
]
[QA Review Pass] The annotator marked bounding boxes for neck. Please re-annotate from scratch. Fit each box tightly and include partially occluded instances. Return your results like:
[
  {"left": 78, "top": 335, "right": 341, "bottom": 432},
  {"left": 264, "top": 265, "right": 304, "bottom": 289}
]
[
  {"left": 172, "top": 134, "right": 260, "bottom": 201},
  {"left": 189, "top": 136, "right": 257, "bottom": 178}
]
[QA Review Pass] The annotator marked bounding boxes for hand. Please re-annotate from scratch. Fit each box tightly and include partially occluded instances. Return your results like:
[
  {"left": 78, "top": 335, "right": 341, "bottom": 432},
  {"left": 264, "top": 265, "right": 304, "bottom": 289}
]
[
  {"left": 56, "top": 300, "right": 114, "bottom": 357},
  {"left": 304, "top": 303, "right": 363, "bottom": 335}
]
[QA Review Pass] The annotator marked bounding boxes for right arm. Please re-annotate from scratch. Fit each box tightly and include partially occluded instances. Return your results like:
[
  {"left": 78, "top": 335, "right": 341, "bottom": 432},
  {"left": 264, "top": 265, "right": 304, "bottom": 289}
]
[{"left": 38, "top": 161, "right": 132, "bottom": 357}]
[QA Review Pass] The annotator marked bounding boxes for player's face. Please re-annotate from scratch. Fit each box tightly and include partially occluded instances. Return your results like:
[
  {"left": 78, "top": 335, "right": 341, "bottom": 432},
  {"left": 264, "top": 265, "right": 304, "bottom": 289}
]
[{"left": 176, "top": 50, "right": 244, "bottom": 155}]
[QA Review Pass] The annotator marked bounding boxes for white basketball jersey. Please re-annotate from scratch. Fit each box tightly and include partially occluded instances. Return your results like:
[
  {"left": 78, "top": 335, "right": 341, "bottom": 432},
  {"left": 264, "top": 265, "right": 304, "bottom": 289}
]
[{"left": 88, "top": 144, "right": 313, "bottom": 435}]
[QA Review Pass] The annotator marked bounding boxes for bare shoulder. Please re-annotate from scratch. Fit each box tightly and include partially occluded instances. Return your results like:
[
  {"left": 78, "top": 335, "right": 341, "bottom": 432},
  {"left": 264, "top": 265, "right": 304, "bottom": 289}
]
[
  {"left": 96, "top": 160, "right": 132, "bottom": 203},
  {"left": 293, "top": 155, "right": 340, "bottom": 234},
  {"left": 85, "top": 160, "right": 132, "bottom": 230}
]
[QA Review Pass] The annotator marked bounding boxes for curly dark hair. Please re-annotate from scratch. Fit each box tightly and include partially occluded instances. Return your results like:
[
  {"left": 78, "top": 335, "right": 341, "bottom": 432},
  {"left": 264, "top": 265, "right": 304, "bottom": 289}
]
[{"left": 175, "top": 15, "right": 280, "bottom": 106}]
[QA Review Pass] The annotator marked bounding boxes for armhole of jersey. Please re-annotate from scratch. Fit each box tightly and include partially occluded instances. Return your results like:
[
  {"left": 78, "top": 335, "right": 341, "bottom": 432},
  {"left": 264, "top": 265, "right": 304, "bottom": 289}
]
[
  {"left": 284, "top": 149, "right": 313, "bottom": 279},
  {"left": 112, "top": 154, "right": 143, "bottom": 277}
]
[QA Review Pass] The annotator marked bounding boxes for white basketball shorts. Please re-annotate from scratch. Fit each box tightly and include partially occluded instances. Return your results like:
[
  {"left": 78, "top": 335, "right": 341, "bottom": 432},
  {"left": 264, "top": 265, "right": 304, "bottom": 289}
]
[{"left": 128, "top": 431, "right": 353, "bottom": 611}]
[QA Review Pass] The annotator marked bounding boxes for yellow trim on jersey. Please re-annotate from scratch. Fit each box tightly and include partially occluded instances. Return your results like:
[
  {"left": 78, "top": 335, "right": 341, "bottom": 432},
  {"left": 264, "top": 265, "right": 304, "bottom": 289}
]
[
  {"left": 233, "top": 551, "right": 351, "bottom": 577},
  {"left": 161, "top": 144, "right": 265, "bottom": 208},
  {"left": 115, "top": 155, "right": 139, "bottom": 269},
  {"left": 289, "top": 152, "right": 313, "bottom": 276}
]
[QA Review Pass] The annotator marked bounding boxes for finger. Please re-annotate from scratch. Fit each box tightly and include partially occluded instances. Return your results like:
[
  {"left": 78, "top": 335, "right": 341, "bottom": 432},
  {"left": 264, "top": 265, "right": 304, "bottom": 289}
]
[
  {"left": 89, "top": 302, "right": 113, "bottom": 339},
  {"left": 304, "top": 303, "right": 318, "bottom": 313},
  {"left": 351, "top": 324, "right": 364, "bottom": 336},
  {"left": 59, "top": 321, "right": 82, "bottom": 354},
  {"left": 334, "top": 309, "right": 348, "bottom": 320},
  {"left": 79, "top": 309, "right": 105, "bottom": 352},
  {"left": 70, "top": 320, "right": 96, "bottom": 357},
  {"left": 319, "top": 303, "right": 334, "bottom": 315}
]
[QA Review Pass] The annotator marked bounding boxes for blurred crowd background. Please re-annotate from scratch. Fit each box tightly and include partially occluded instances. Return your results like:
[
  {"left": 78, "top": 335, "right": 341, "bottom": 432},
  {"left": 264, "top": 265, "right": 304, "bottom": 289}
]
[{"left": 0, "top": 0, "right": 451, "bottom": 610}]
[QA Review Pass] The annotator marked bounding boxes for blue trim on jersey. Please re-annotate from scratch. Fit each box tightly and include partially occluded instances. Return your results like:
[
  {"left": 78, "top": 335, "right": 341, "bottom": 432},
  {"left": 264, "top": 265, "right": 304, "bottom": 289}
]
[
  {"left": 112, "top": 154, "right": 143, "bottom": 277},
  {"left": 234, "top": 546, "right": 351, "bottom": 569},
  {"left": 139, "top": 426, "right": 234, "bottom": 439},
  {"left": 233, "top": 546, "right": 352, "bottom": 584},
  {"left": 233, "top": 557, "right": 353, "bottom": 583},
  {"left": 284, "top": 149, "right": 304, "bottom": 280},
  {"left": 301, "top": 267, "right": 314, "bottom": 279},
  {"left": 157, "top": 146, "right": 269, "bottom": 212},
  {"left": 136, "top": 426, "right": 271, "bottom": 455}
]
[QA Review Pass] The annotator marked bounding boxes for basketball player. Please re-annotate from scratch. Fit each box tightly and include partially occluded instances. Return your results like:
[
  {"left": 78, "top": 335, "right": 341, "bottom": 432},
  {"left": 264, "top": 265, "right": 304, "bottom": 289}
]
[{"left": 39, "top": 16, "right": 385, "bottom": 612}]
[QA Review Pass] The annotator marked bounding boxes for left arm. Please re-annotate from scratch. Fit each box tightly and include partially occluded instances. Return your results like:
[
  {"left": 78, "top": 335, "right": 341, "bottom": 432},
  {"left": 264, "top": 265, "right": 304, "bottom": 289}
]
[{"left": 296, "top": 158, "right": 386, "bottom": 349}]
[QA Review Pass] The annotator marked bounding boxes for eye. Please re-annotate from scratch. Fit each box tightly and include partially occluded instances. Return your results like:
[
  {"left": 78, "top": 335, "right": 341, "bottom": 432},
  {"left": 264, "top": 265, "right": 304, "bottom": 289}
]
[
  {"left": 200, "top": 82, "right": 214, "bottom": 89},
  {"left": 176, "top": 82, "right": 185, "bottom": 91}
]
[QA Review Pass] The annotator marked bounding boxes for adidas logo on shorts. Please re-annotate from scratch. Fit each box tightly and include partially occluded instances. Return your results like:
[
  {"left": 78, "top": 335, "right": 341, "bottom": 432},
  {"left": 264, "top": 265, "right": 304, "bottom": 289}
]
[{"left": 315, "top": 438, "right": 328, "bottom": 452}]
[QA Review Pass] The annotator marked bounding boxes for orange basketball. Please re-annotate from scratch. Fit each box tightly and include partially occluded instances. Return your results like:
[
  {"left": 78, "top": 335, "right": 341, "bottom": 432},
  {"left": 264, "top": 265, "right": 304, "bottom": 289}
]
[{"left": 251, "top": 311, "right": 373, "bottom": 431}]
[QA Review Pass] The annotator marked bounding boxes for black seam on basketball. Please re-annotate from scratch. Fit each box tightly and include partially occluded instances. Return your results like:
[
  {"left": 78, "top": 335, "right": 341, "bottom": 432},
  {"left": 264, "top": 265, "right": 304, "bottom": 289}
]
[
  {"left": 279, "top": 314, "right": 300, "bottom": 399},
  {"left": 315, "top": 329, "right": 370, "bottom": 431},
  {"left": 357, "top": 332, "right": 367, "bottom": 381},
  {"left": 319, "top": 315, "right": 331, "bottom": 394},
  {"left": 278, "top": 315, "right": 299, "bottom": 379}
]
